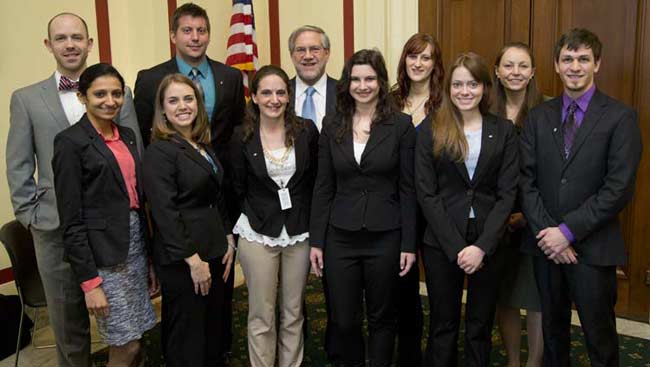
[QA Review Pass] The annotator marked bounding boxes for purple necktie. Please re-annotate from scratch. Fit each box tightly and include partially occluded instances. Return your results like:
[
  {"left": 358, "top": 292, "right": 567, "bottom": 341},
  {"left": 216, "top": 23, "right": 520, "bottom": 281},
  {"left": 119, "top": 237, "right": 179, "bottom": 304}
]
[{"left": 563, "top": 102, "right": 578, "bottom": 158}]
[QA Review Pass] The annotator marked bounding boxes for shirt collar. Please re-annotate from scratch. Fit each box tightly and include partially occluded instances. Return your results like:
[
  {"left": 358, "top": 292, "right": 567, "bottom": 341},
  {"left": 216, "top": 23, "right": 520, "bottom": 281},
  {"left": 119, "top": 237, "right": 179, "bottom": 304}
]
[
  {"left": 176, "top": 55, "right": 210, "bottom": 78},
  {"left": 563, "top": 84, "right": 596, "bottom": 113},
  {"left": 295, "top": 73, "right": 328, "bottom": 97},
  {"left": 95, "top": 123, "right": 120, "bottom": 142}
]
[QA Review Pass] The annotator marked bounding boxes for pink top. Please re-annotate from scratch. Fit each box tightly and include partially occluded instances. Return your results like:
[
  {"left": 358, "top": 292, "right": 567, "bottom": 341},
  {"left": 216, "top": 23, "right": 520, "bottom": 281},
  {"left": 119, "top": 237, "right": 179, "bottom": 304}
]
[
  {"left": 97, "top": 124, "right": 140, "bottom": 209},
  {"left": 81, "top": 123, "right": 139, "bottom": 292}
]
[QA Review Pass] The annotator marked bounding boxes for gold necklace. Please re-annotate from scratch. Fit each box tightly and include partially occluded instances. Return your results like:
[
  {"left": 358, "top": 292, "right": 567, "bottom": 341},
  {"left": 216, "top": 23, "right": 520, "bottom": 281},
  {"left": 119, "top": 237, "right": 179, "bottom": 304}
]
[
  {"left": 263, "top": 146, "right": 291, "bottom": 166},
  {"left": 406, "top": 94, "right": 429, "bottom": 115}
]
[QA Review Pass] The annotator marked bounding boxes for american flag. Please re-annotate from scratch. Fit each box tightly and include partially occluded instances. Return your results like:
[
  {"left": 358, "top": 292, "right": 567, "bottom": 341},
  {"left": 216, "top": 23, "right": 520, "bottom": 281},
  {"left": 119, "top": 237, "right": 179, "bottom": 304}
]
[{"left": 225, "top": 0, "right": 259, "bottom": 98}]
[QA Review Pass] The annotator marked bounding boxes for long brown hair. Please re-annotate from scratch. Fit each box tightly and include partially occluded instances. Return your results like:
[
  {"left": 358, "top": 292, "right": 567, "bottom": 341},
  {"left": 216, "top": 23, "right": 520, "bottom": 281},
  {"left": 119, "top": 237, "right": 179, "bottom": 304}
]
[
  {"left": 335, "top": 49, "right": 396, "bottom": 142},
  {"left": 391, "top": 33, "right": 444, "bottom": 114},
  {"left": 152, "top": 73, "right": 210, "bottom": 144},
  {"left": 243, "top": 65, "right": 304, "bottom": 146},
  {"left": 492, "top": 42, "right": 543, "bottom": 127},
  {"left": 432, "top": 52, "right": 492, "bottom": 162}
]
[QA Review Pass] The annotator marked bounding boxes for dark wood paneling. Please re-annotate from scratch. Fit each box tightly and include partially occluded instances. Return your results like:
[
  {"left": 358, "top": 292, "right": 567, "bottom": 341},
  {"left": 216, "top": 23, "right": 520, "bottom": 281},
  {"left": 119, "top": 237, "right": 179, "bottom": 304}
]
[
  {"left": 530, "top": 0, "right": 560, "bottom": 95},
  {"left": 629, "top": 0, "right": 650, "bottom": 320},
  {"left": 419, "top": 0, "right": 440, "bottom": 40}
]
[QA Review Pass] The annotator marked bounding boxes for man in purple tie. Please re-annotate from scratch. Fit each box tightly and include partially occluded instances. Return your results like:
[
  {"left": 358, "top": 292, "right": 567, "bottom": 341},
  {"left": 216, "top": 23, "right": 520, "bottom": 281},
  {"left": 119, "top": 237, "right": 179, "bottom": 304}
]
[
  {"left": 519, "top": 28, "right": 642, "bottom": 367},
  {"left": 6, "top": 13, "right": 141, "bottom": 367}
]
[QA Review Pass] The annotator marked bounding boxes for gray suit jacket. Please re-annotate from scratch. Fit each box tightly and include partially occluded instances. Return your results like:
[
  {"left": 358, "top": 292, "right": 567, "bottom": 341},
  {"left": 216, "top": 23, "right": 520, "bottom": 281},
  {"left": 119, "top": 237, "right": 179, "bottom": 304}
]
[{"left": 6, "top": 73, "right": 143, "bottom": 231}]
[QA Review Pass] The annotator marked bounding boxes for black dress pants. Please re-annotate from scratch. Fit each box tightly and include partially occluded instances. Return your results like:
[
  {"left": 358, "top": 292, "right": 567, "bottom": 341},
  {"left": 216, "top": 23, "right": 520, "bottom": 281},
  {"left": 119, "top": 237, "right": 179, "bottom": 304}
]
[
  {"left": 422, "top": 221, "right": 504, "bottom": 367},
  {"left": 396, "top": 252, "right": 423, "bottom": 366},
  {"left": 324, "top": 226, "right": 401, "bottom": 367},
  {"left": 533, "top": 257, "right": 619, "bottom": 367},
  {"left": 157, "top": 258, "right": 226, "bottom": 367}
]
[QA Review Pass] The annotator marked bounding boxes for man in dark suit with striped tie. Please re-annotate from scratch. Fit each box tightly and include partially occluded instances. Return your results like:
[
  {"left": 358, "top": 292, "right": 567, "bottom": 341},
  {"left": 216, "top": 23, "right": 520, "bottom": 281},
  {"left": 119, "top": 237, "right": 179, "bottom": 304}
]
[{"left": 520, "top": 28, "right": 642, "bottom": 367}]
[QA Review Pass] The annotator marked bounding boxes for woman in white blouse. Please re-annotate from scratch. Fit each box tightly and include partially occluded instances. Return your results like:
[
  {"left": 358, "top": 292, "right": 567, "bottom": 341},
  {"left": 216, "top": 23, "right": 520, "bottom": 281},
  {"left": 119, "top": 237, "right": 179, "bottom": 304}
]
[{"left": 229, "top": 65, "right": 319, "bottom": 367}]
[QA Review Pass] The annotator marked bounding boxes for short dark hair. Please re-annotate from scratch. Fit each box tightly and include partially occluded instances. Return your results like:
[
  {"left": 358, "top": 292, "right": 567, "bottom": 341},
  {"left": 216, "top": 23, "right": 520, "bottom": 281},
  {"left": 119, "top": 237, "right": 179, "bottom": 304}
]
[
  {"left": 47, "top": 12, "right": 89, "bottom": 39},
  {"left": 554, "top": 28, "right": 602, "bottom": 62},
  {"left": 78, "top": 63, "right": 125, "bottom": 96},
  {"left": 171, "top": 3, "right": 210, "bottom": 33}
]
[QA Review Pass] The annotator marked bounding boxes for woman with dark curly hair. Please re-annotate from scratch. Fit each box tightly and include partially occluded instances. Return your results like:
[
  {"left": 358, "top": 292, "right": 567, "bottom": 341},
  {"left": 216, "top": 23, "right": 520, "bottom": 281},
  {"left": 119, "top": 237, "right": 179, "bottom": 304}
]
[
  {"left": 310, "top": 49, "right": 416, "bottom": 367},
  {"left": 229, "top": 65, "right": 319, "bottom": 367},
  {"left": 391, "top": 33, "right": 445, "bottom": 365}
]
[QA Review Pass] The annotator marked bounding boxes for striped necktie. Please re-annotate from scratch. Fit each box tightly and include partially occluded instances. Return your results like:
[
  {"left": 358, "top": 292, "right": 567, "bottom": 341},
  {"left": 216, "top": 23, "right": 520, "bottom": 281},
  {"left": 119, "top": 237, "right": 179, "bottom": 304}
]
[{"left": 563, "top": 101, "right": 578, "bottom": 158}]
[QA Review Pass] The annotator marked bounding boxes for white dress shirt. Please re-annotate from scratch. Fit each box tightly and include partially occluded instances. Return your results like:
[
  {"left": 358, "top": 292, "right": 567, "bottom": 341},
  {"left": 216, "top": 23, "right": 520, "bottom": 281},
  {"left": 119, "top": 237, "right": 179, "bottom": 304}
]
[
  {"left": 55, "top": 71, "right": 85, "bottom": 125},
  {"left": 294, "top": 73, "right": 328, "bottom": 131}
]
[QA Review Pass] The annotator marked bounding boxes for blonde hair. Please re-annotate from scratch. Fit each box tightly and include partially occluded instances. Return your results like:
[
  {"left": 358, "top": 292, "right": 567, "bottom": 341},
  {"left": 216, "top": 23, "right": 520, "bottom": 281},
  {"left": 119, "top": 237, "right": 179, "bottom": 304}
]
[{"left": 432, "top": 52, "right": 492, "bottom": 162}]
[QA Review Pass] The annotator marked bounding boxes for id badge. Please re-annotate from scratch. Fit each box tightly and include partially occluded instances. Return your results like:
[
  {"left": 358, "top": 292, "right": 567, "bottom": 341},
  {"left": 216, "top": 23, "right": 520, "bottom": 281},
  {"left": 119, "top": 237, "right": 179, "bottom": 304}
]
[{"left": 278, "top": 188, "right": 292, "bottom": 210}]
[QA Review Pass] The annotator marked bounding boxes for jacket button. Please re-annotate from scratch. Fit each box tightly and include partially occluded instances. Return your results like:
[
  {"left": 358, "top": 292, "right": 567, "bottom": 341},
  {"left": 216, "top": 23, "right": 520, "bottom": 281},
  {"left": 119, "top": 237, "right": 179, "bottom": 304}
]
[
  {"left": 361, "top": 190, "right": 367, "bottom": 196},
  {"left": 466, "top": 189, "right": 473, "bottom": 196},
  {"left": 561, "top": 178, "right": 567, "bottom": 184}
]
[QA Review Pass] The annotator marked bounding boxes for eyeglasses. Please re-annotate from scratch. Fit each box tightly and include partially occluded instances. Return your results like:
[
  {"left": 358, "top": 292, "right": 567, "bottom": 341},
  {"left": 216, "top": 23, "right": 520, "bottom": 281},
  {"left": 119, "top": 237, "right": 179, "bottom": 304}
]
[{"left": 293, "top": 46, "right": 324, "bottom": 56}]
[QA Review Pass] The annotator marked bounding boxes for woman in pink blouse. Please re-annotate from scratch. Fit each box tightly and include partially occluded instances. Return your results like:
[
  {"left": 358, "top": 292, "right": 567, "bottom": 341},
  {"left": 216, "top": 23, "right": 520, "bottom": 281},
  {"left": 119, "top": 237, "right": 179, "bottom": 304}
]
[{"left": 52, "top": 63, "right": 157, "bottom": 367}]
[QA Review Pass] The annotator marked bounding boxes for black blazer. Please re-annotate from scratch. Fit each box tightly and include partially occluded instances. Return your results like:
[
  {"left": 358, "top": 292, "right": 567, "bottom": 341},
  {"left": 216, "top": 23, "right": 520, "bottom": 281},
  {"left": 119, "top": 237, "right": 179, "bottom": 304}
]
[
  {"left": 519, "top": 90, "right": 642, "bottom": 266},
  {"left": 415, "top": 114, "right": 519, "bottom": 262},
  {"left": 310, "top": 112, "right": 417, "bottom": 252},
  {"left": 143, "top": 136, "right": 232, "bottom": 266},
  {"left": 52, "top": 115, "right": 145, "bottom": 284},
  {"left": 134, "top": 58, "right": 245, "bottom": 155},
  {"left": 290, "top": 76, "right": 338, "bottom": 119},
  {"left": 229, "top": 119, "right": 319, "bottom": 237}
]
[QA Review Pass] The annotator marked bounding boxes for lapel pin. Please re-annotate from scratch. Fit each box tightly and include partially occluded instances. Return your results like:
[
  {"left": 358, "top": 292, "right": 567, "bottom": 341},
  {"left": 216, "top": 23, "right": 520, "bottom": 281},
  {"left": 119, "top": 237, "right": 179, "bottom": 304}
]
[
  {"left": 488, "top": 134, "right": 493, "bottom": 138},
  {"left": 220, "top": 81, "right": 224, "bottom": 85},
  {"left": 553, "top": 128, "right": 558, "bottom": 132},
  {"left": 253, "top": 152, "right": 258, "bottom": 157}
]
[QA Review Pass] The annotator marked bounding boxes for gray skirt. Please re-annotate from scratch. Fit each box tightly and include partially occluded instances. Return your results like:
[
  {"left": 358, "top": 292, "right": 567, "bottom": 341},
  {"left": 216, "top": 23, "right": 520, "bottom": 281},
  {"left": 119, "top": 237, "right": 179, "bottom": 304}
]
[{"left": 95, "top": 211, "right": 157, "bottom": 346}]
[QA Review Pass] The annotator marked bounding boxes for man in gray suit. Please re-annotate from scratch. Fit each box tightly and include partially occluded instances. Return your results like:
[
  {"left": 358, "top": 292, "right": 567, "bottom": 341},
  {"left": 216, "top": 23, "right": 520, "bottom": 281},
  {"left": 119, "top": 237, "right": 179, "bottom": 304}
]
[{"left": 6, "top": 13, "right": 142, "bottom": 367}]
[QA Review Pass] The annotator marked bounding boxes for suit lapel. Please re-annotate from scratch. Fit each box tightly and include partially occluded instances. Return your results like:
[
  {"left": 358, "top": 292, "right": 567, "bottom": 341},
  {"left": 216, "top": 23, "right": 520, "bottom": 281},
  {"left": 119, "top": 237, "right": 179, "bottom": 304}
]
[
  {"left": 41, "top": 75, "right": 72, "bottom": 131},
  {"left": 119, "top": 126, "right": 144, "bottom": 198},
  {"left": 564, "top": 91, "right": 606, "bottom": 168},
  {"left": 287, "top": 128, "right": 306, "bottom": 187},
  {"left": 471, "top": 115, "right": 498, "bottom": 185},
  {"left": 247, "top": 128, "right": 283, "bottom": 190},
  {"left": 361, "top": 118, "right": 393, "bottom": 162},
  {"left": 81, "top": 117, "right": 129, "bottom": 196},
  {"left": 208, "top": 58, "right": 224, "bottom": 122},
  {"left": 454, "top": 161, "right": 471, "bottom": 185},
  {"left": 544, "top": 98, "right": 566, "bottom": 160},
  {"left": 174, "top": 136, "right": 220, "bottom": 185},
  {"left": 325, "top": 76, "right": 337, "bottom": 115}
]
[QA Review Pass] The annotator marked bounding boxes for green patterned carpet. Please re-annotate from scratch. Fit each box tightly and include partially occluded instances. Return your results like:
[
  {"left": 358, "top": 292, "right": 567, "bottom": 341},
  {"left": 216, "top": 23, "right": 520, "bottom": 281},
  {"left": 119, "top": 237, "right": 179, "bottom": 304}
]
[{"left": 93, "top": 275, "right": 650, "bottom": 366}]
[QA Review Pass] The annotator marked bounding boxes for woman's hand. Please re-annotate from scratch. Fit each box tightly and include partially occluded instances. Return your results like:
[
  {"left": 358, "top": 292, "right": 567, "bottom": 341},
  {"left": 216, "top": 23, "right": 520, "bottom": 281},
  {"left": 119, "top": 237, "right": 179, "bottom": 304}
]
[
  {"left": 457, "top": 245, "right": 485, "bottom": 275},
  {"left": 85, "top": 287, "right": 110, "bottom": 318},
  {"left": 222, "top": 235, "right": 236, "bottom": 282},
  {"left": 185, "top": 253, "right": 212, "bottom": 296},
  {"left": 399, "top": 252, "right": 416, "bottom": 277},
  {"left": 310, "top": 247, "right": 324, "bottom": 277},
  {"left": 148, "top": 262, "right": 160, "bottom": 296}
]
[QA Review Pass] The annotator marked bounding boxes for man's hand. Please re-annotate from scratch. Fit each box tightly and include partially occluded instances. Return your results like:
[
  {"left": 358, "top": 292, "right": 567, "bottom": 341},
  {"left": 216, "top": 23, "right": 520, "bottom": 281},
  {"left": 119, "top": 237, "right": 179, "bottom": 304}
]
[
  {"left": 399, "top": 252, "right": 416, "bottom": 277},
  {"left": 536, "top": 227, "right": 570, "bottom": 258},
  {"left": 457, "top": 245, "right": 485, "bottom": 274},
  {"left": 552, "top": 246, "right": 578, "bottom": 264}
]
